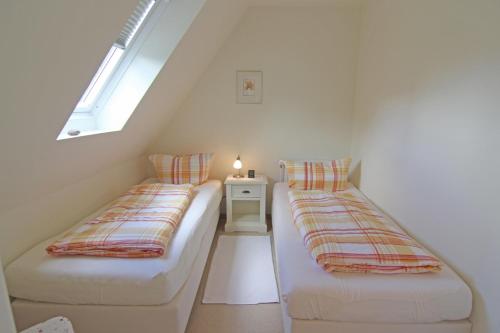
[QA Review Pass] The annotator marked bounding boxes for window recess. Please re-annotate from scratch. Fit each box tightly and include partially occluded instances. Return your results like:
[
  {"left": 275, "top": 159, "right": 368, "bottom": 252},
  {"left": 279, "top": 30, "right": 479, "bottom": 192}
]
[
  {"left": 59, "top": 0, "right": 159, "bottom": 138},
  {"left": 58, "top": 0, "right": 205, "bottom": 140}
]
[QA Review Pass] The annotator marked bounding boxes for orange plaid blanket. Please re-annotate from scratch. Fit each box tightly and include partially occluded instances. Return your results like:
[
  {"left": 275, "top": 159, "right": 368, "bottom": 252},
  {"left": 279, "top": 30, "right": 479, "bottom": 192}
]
[
  {"left": 47, "top": 183, "right": 194, "bottom": 258},
  {"left": 288, "top": 189, "right": 442, "bottom": 273}
]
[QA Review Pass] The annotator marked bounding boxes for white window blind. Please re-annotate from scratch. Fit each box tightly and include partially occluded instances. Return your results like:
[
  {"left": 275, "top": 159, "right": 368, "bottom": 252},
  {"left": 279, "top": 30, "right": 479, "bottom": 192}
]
[{"left": 115, "top": 0, "right": 156, "bottom": 49}]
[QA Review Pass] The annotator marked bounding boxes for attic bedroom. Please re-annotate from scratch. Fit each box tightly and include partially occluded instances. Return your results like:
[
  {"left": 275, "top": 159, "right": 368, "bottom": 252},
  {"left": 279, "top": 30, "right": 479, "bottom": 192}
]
[{"left": 0, "top": 0, "right": 498, "bottom": 332}]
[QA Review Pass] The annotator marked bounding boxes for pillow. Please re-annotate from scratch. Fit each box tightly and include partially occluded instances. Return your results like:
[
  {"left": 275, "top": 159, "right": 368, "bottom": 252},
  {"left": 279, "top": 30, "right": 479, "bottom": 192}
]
[
  {"left": 284, "top": 157, "right": 351, "bottom": 192},
  {"left": 149, "top": 153, "right": 214, "bottom": 185}
]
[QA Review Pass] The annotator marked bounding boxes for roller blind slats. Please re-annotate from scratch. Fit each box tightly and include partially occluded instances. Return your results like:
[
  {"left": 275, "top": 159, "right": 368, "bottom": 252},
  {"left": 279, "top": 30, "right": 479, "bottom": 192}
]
[{"left": 115, "top": 0, "right": 156, "bottom": 49}]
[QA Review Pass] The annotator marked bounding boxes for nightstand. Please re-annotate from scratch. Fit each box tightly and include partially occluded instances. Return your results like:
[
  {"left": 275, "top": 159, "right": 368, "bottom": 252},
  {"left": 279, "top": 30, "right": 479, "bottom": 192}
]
[{"left": 224, "top": 175, "right": 268, "bottom": 233}]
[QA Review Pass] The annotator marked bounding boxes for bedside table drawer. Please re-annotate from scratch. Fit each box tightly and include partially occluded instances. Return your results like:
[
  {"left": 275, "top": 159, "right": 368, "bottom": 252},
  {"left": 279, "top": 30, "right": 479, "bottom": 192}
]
[{"left": 232, "top": 185, "right": 261, "bottom": 198}]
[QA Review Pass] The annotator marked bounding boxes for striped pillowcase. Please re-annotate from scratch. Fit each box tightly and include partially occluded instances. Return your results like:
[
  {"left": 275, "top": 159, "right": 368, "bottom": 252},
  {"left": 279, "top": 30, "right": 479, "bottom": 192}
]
[
  {"left": 284, "top": 157, "right": 351, "bottom": 192},
  {"left": 149, "top": 153, "right": 214, "bottom": 185}
]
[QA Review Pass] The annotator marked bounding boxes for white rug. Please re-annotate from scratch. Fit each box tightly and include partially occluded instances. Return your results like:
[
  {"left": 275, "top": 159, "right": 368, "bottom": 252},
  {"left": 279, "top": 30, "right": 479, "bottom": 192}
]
[{"left": 202, "top": 235, "right": 279, "bottom": 304}]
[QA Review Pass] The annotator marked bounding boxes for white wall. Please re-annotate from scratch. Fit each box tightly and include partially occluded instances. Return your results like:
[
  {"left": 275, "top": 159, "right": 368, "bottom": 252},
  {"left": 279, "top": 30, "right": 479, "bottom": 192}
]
[
  {"left": 0, "top": 260, "right": 16, "bottom": 333},
  {"left": 0, "top": 0, "right": 248, "bottom": 264},
  {"left": 351, "top": 1, "right": 500, "bottom": 332},
  {"left": 0, "top": 0, "right": 146, "bottom": 264},
  {"left": 149, "top": 5, "right": 361, "bottom": 209},
  {"left": 0, "top": 158, "right": 147, "bottom": 264}
]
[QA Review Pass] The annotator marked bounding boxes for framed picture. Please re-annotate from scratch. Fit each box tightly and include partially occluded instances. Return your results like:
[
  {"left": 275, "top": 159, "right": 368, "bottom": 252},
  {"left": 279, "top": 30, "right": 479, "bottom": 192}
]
[{"left": 236, "top": 71, "right": 263, "bottom": 104}]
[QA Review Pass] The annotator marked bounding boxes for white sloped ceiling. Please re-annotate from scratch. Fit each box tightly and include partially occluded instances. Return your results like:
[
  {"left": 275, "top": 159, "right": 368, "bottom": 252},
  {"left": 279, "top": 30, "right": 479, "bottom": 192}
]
[{"left": 0, "top": 0, "right": 248, "bottom": 263}]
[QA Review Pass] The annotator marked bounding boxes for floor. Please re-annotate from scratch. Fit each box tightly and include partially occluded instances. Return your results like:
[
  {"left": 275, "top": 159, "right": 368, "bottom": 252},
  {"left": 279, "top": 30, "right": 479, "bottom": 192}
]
[{"left": 185, "top": 217, "right": 284, "bottom": 333}]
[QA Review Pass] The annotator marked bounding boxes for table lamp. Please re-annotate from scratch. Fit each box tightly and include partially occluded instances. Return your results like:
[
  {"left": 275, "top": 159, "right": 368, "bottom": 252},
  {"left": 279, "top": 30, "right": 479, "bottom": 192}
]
[{"left": 233, "top": 155, "right": 243, "bottom": 178}]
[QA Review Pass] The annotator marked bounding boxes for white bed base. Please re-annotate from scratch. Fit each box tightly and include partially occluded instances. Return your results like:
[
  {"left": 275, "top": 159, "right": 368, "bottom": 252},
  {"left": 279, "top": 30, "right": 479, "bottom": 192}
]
[
  {"left": 281, "top": 310, "right": 471, "bottom": 333},
  {"left": 12, "top": 207, "right": 220, "bottom": 333},
  {"left": 276, "top": 160, "right": 471, "bottom": 333}
]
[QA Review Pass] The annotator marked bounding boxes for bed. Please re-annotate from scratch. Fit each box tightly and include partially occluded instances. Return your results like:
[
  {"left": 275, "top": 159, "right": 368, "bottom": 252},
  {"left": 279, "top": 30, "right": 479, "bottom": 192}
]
[
  {"left": 6, "top": 178, "right": 222, "bottom": 333},
  {"left": 272, "top": 166, "right": 473, "bottom": 333}
]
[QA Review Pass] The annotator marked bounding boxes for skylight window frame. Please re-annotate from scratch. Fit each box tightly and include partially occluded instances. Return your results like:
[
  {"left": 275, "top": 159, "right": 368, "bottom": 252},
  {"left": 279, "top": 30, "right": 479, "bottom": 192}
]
[
  {"left": 67, "top": 0, "right": 160, "bottom": 120},
  {"left": 57, "top": 0, "right": 203, "bottom": 141},
  {"left": 72, "top": 46, "right": 125, "bottom": 114}
]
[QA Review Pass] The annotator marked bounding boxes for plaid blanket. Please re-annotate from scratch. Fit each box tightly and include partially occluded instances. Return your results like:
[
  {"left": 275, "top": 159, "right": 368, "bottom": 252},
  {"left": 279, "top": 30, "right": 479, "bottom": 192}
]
[
  {"left": 47, "top": 183, "right": 194, "bottom": 258},
  {"left": 288, "top": 189, "right": 442, "bottom": 273}
]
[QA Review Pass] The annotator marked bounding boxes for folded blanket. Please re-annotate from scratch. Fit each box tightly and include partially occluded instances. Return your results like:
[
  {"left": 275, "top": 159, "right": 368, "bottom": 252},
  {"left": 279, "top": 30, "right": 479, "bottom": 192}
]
[
  {"left": 288, "top": 189, "right": 442, "bottom": 273},
  {"left": 47, "top": 183, "right": 194, "bottom": 258}
]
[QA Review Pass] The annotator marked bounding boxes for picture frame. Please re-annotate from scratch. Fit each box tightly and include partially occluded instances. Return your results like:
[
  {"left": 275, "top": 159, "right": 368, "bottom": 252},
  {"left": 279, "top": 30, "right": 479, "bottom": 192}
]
[{"left": 236, "top": 71, "right": 263, "bottom": 104}]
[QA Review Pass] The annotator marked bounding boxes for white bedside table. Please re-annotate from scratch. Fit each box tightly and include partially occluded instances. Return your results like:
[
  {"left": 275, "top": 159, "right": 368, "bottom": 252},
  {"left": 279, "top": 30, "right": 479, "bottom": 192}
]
[{"left": 224, "top": 175, "right": 268, "bottom": 233}]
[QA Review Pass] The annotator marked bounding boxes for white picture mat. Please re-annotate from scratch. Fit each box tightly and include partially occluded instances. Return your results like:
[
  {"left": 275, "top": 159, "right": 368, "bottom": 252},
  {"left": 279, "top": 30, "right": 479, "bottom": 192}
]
[
  {"left": 203, "top": 235, "right": 279, "bottom": 304},
  {"left": 236, "top": 71, "right": 263, "bottom": 104}
]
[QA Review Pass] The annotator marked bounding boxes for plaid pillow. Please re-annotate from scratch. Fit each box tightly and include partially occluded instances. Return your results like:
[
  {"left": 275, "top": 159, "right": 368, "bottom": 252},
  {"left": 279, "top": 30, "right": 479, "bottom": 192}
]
[
  {"left": 284, "top": 158, "right": 351, "bottom": 192},
  {"left": 149, "top": 153, "right": 214, "bottom": 185}
]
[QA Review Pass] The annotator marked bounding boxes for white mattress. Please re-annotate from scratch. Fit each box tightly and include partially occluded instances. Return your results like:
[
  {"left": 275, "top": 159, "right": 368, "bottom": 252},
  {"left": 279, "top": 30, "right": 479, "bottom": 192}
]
[
  {"left": 272, "top": 182, "right": 472, "bottom": 324},
  {"left": 6, "top": 179, "right": 222, "bottom": 306}
]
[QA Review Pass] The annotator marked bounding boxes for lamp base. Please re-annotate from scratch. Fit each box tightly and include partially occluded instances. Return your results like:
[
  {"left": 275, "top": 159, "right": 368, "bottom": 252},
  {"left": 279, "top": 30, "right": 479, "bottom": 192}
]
[{"left": 233, "top": 174, "right": 244, "bottom": 178}]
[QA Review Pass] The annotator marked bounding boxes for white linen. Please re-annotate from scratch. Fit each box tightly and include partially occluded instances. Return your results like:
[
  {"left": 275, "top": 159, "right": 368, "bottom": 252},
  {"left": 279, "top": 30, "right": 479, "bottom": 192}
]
[
  {"left": 203, "top": 235, "right": 279, "bottom": 304},
  {"left": 6, "top": 179, "right": 222, "bottom": 306},
  {"left": 272, "top": 182, "right": 472, "bottom": 324}
]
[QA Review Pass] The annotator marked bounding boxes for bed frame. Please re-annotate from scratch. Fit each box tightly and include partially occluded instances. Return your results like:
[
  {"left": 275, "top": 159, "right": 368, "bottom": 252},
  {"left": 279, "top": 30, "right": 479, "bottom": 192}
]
[
  {"left": 12, "top": 207, "right": 220, "bottom": 333},
  {"left": 281, "top": 312, "right": 471, "bottom": 333},
  {"left": 276, "top": 160, "right": 472, "bottom": 333},
  {"left": 279, "top": 160, "right": 287, "bottom": 182}
]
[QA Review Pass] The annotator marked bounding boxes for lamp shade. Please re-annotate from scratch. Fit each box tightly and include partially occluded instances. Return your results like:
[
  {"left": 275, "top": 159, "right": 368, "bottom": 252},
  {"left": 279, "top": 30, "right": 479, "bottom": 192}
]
[{"left": 233, "top": 155, "right": 242, "bottom": 169}]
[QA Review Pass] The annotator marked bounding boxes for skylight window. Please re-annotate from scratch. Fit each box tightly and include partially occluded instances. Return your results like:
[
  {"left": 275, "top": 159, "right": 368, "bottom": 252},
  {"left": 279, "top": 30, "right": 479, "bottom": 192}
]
[
  {"left": 58, "top": 0, "right": 206, "bottom": 140},
  {"left": 72, "top": 0, "right": 155, "bottom": 115},
  {"left": 75, "top": 46, "right": 124, "bottom": 112}
]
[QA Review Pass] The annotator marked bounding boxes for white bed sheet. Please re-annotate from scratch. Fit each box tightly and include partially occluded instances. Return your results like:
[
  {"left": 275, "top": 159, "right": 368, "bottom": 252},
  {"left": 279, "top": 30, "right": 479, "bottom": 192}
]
[
  {"left": 6, "top": 179, "right": 222, "bottom": 306},
  {"left": 272, "top": 182, "right": 472, "bottom": 324}
]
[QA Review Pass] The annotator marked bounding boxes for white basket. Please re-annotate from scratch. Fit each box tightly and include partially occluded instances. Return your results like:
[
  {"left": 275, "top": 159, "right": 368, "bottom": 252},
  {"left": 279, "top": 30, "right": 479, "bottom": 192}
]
[{"left": 21, "top": 317, "right": 74, "bottom": 333}]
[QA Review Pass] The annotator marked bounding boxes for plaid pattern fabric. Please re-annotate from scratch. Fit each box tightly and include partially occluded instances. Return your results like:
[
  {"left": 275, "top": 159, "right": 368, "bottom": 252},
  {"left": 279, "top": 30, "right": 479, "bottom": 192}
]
[
  {"left": 46, "top": 183, "right": 194, "bottom": 258},
  {"left": 149, "top": 153, "right": 213, "bottom": 185},
  {"left": 285, "top": 158, "right": 351, "bottom": 192},
  {"left": 288, "top": 189, "right": 442, "bottom": 273}
]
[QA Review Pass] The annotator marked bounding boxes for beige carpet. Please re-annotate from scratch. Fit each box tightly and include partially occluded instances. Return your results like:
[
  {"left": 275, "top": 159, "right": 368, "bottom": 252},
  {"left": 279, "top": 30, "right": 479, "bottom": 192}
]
[{"left": 185, "top": 218, "right": 284, "bottom": 333}]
